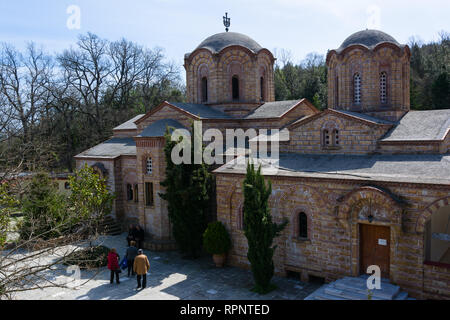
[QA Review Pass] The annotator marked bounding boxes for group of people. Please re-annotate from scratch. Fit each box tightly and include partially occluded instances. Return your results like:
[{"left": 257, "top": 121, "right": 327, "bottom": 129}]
[
  {"left": 126, "top": 224, "right": 145, "bottom": 249},
  {"left": 106, "top": 225, "right": 150, "bottom": 290}
]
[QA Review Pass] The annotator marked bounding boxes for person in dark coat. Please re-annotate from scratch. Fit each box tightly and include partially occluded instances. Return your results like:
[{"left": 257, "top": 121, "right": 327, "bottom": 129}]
[
  {"left": 125, "top": 241, "right": 139, "bottom": 277},
  {"left": 107, "top": 248, "right": 120, "bottom": 284},
  {"left": 135, "top": 225, "right": 145, "bottom": 249},
  {"left": 126, "top": 224, "right": 137, "bottom": 247}
]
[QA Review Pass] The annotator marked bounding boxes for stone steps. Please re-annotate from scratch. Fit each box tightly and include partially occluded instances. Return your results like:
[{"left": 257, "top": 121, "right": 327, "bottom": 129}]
[
  {"left": 305, "top": 276, "right": 411, "bottom": 300},
  {"left": 99, "top": 216, "right": 122, "bottom": 236}
]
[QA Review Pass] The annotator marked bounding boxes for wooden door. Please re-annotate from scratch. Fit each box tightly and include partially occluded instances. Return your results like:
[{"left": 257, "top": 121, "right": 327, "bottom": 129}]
[{"left": 360, "top": 224, "right": 390, "bottom": 278}]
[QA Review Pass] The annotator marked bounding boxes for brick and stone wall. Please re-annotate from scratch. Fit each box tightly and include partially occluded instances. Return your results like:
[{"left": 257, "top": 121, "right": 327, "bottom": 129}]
[
  {"left": 215, "top": 172, "right": 450, "bottom": 299},
  {"left": 184, "top": 46, "right": 275, "bottom": 114},
  {"left": 327, "top": 44, "right": 410, "bottom": 122},
  {"left": 283, "top": 112, "right": 391, "bottom": 154}
]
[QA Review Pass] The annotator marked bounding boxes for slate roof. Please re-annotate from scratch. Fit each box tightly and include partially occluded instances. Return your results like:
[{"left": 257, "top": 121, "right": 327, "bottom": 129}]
[
  {"left": 382, "top": 109, "right": 450, "bottom": 141},
  {"left": 244, "top": 100, "right": 303, "bottom": 119},
  {"left": 334, "top": 110, "right": 394, "bottom": 125},
  {"left": 75, "top": 138, "right": 136, "bottom": 159},
  {"left": 169, "top": 102, "right": 233, "bottom": 119},
  {"left": 137, "top": 119, "right": 185, "bottom": 137},
  {"left": 113, "top": 114, "right": 145, "bottom": 131},
  {"left": 194, "top": 32, "right": 263, "bottom": 54},
  {"left": 337, "top": 29, "right": 402, "bottom": 52},
  {"left": 214, "top": 153, "right": 450, "bottom": 185}
]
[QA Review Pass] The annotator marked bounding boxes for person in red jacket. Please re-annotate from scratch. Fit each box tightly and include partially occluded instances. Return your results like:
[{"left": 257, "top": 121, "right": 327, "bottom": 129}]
[{"left": 107, "top": 248, "right": 120, "bottom": 284}]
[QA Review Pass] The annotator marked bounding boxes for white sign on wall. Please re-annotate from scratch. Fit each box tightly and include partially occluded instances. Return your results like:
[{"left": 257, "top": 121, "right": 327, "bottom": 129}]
[{"left": 378, "top": 239, "right": 387, "bottom": 246}]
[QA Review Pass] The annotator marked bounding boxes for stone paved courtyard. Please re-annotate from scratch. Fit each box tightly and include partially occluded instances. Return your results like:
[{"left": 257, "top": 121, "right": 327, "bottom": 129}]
[{"left": 11, "top": 233, "right": 320, "bottom": 300}]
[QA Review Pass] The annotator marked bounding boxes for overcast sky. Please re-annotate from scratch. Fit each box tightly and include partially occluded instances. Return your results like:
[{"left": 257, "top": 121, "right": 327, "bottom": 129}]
[{"left": 0, "top": 0, "right": 449, "bottom": 81}]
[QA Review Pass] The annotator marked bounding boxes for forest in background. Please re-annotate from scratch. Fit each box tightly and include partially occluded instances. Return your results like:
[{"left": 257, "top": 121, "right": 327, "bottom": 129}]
[{"left": 0, "top": 31, "right": 449, "bottom": 173}]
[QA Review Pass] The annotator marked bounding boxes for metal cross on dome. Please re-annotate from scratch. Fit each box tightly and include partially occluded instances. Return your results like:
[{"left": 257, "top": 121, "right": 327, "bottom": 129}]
[{"left": 223, "top": 12, "right": 230, "bottom": 32}]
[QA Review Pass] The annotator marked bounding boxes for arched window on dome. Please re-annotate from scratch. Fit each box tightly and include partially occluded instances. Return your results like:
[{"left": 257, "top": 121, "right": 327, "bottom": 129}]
[
  {"left": 353, "top": 73, "right": 361, "bottom": 105},
  {"left": 201, "top": 77, "right": 208, "bottom": 103},
  {"left": 380, "top": 72, "right": 387, "bottom": 104},
  {"left": 232, "top": 76, "right": 240, "bottom": 101},
  {"left": 260, "top": 77, "right": 265, "bottom": 101}
]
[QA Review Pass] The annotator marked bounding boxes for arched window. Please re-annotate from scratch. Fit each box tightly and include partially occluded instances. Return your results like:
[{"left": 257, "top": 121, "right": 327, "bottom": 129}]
[
  {"left": 126, "top": 184, "right": 133, "bottom": 201},
  {"left": 201, "top": 77, "right": 208, "bottom": 102},
  {"left": 425, "top": 205, "right": 450, "bottom": 264},
  {"left": 133, "top": 184, "right": 138, "bottom": 203},
  {"left": 298, "top": 212, "right": 308, "bottom": 239},
  {"left": 260, "top": 77, "right": 265, "bottom": 101},
  {"left": 232, "top": 76, "right": 239, "bottom": 101},
  {"left": 354, "top": 73, "right": 361, "bottom": 105},
  {"left": 146, "top": 157, "right": 152, "bottom": 174},
  {"left": 323, "top": 129, "right": 330, "bottom": 146},
  {"left": 380, "top": 72, "right": 387, "bottom": 104},
  {"left": 238, "top": 205, "right": 246, "bottom": 231},
  {"left": 335, "top": 76, "right": 339, "bottom": 107}
]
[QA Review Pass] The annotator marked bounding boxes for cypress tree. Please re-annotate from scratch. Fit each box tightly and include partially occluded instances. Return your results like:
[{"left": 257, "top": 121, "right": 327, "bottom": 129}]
[
  {"left": 243, "top": 162, "right": 287, "bottom": 294},
  {"left": 159, "top": 124, "right": 212, "bottom": 258}
]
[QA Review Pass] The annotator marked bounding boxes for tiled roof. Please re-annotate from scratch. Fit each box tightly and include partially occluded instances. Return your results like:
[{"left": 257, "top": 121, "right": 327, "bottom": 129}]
[
  {"left": 169, "top": 102, "right": 233, "bottom": 119},
  {"left": 113, "top": 114, "right": 145, "bottom": 130},
  {"left": 244, "top": 100, "right": 302, "bottom": 119},
  {"left": 337, "top": 29, "right": 402, "bottom": 53},
  {"left": 75, "top": 138, "right": 136, "bottom": 158},
  {"left": 194, "top": 32, "right": 263, "bottom": 54},
  {"left": 137, "top": 119, "right": 185, "bottom": 137},
  {"left": 334, "top": 110, "right": 394, "bottom": 125},
  {"left": 214, "top": 153, "right": 450, "bottom": 185},
  {"left": 382, "top": 109, "right": 450, "bottom": 141}
]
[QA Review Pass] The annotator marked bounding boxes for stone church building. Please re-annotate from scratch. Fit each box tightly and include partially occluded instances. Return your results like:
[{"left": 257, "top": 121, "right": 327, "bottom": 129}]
[{"left": 76, "top": 29, "right": 450, "bottom": 299}]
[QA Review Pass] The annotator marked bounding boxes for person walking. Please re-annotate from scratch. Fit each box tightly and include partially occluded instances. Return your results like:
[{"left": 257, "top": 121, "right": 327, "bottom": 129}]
[
  {"left": 133, "top": 249, "right": 150, "bottom": 289},
  {"left": 135, "top": 225, "right": 145, "bottom": 249},
  {"left": 107, "top": 248, "right": 120, "bottom": 284},
  {"left": 126, "top": 224, "right": 137, "bottom": 247},
  {"left": 125, "top": 240, "right": 139, "bottom": 277}
]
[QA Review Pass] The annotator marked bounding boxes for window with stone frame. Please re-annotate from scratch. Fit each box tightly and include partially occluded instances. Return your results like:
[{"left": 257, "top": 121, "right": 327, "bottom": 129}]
[
  {"left": 201, "top": 77, "right": 208, "bottom": 102},
  {"left": 260, "top": 77, "right": 265, "bottom": 101},
  {"left": 380, "top": 72, "right": 387, "bottom": 104},
  {"left": 232, "top": 76, "right": 240, "bottom": 101},
  {"left": 146, "top": 157, "right": 153, "bottom": 174},
  {"left": 323, "top": 129, "right": 330, "bottom": 147},
  {"left": 333, "top": 129, "right": 340, "bottom": 146},
  {"left": 133, "top": 184, "right": 139, "bottom": 203},
  {"left": 322, "top": 122, "right": 341, "bottom": 149},
  {"left": 126, "top": 184, "right": 133, "bottom": 201},
  {"left": 238, "top": 205, "right": 246, "bottom": 231},
  {"left": 425, "top": 205, "right": 450, "bottom": 265},
  {"left": 298, "top": 212, "right": 308, "bottom": 239},
  {"left": 145, "top": 182, "right": 154, "bottom": 207},
  {"left": 353, "top": 73, "right": 361, "bottom": 105}
]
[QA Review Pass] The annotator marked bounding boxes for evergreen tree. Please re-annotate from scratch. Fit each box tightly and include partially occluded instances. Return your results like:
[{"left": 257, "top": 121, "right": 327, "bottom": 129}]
[
  {"left": 243, "top": 162, "right": 287, "bottom": 294},
  {"left": 432, "top": 70, "right": 450, "bottom": 109},
  {"left": 20, "top": 173, "right": 68, "bottom": 240},
  {"left": 159, "top": 124, "right": 212, "bottom": 258}
]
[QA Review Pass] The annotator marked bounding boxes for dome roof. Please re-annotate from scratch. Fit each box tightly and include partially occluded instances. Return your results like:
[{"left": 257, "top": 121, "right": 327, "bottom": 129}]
[
  {"left": 338, "top": 29, "right": 400, "bottom": 51},
  {"left": 195, "top": 32, "right": 263, "bottom": 54}
]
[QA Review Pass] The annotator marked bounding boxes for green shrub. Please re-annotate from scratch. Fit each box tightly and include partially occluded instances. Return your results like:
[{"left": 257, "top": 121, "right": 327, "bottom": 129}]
[
  {"left": 63, "top": 245, "right": 110, "bottom": 269},
  {"left": 203, "top": 221, "right": 231, "bottom": 255}
]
